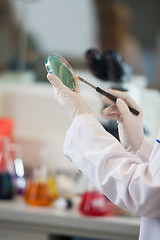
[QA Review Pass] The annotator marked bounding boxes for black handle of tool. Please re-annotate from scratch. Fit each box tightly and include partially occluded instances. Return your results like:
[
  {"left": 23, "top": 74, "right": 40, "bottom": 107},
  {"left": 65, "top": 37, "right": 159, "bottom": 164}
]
[{"left": 96, "top": 87, "right": 139, "bottom": 116}]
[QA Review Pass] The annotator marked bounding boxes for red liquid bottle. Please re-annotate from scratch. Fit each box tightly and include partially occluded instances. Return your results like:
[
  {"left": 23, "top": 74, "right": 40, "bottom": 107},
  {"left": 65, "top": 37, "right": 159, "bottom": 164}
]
[{"left": 79, "top": 181, "right": 114, "bottom": 217}]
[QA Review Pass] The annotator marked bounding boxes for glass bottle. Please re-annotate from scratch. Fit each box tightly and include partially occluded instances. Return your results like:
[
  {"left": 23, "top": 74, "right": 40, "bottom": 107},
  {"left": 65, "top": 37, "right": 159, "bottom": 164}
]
[
  {"left": 25, "top": 148, "right": 58, "bottom": 206},
  {"left": 79, "top": 180, "right": 114, "bottom": 217},
  {"left": 13, "top": 143, "right": 26, "bottom": 195},
  {"left": 0, "top": 136, "right": 15, "bottom": 200}
]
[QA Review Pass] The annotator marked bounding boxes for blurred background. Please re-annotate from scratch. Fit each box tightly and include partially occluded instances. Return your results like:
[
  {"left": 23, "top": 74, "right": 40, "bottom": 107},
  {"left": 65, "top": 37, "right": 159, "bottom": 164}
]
[
  {"left": 4, "top": 0, "right": 160, "bottom": 87},
  {"left": 0, "top": 1, "right": 160, "bottom": 239},
  {"left": 1, "top": 0, "right": 160, "bottom": 87}
]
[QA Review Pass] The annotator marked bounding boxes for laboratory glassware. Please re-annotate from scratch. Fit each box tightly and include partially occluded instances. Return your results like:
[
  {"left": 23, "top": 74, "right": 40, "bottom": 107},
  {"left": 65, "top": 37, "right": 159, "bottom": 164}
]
[
  {"left": 79, "top": 181, "right": 114, "bottom": 217},
  {"left": 0, "top": 136, "right": 15, "bottom": 200},
  {"left": 25, "top": 167, "right": 54, "bottom": 206},
  {"left": 13, "top": 144, "right": 26, "bottom": 195},
  {"left": 25, "top": 149, "right": 58, "bottom": 206},
  {"left": 45, "top": 53, "right": 76, "bottom": 90}
]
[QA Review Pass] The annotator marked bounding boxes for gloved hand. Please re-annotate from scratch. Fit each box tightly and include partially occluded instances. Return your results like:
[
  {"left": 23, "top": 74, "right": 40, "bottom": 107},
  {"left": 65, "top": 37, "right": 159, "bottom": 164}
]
[
  {"left": 47, "top": 74, "right": 92, "bottom": 121},
  {"left": 102, "top": 89, "right": 144, "bottom": 153}
]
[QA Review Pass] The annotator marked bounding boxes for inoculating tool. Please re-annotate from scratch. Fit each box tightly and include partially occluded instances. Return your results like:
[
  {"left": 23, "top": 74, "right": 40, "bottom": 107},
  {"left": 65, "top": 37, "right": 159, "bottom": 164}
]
[{"left": 78, "top": 76, "right": 139, "bottom": 116}]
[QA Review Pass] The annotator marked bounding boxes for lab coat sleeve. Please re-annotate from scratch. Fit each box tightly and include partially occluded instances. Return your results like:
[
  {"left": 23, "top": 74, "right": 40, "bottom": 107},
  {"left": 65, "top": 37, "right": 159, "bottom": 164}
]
[
  {"left": 63, "top": 113, "right": 160, "bottom": 217},
  {"left": 136, "top": 137, "right": 153, "bottom": 162}
]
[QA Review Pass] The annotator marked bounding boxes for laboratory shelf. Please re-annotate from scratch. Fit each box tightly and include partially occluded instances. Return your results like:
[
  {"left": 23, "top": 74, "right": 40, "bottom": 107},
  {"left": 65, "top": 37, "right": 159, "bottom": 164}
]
[{"left": 0, "top": 199, "right": 140, "bottom": 240}]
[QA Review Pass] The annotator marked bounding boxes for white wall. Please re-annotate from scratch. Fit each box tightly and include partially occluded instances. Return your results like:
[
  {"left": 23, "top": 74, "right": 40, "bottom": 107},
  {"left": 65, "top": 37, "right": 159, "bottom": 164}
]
[
  {"left": 12, "top": 0, "right": 99, "bottom": 59},
  {"left": 0, "top": 82, "right": 74, "bottom": 172}
]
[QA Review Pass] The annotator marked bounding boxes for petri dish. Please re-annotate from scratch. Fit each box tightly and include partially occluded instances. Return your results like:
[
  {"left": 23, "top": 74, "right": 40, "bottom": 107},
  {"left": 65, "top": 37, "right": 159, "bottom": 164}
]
[{"left": 45, "top": 53, "right": 75, "bottom": 90}]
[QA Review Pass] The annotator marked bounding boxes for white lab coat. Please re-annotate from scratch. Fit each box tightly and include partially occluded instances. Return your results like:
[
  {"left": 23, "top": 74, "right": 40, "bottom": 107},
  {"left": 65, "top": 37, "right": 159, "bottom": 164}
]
[{"left": 63, "top": 113, "right": 160, "bottom": 240}]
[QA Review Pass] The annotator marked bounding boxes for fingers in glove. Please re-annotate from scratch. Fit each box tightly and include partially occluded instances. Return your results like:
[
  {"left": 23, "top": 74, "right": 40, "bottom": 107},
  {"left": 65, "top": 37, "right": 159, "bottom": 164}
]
[
  {"left": 109, "top": 89, "right": 142, "bottom": 113},
  {"left": 103, "top": 105, "right": 120, "bottom": 120},
  {"left": 103, "top": 112, "right": 120, "bottom": 120},
  {"left": 47, "top": 73, "right": 70, "bottom": 99},
  {"left": 101, "top": 95, "right": 116, "bottom": 106},
  {"left": 47, "top": 74, "right": 66, "bottom": 89},
  {"left": 116, "top": 98, "right": 130, "bottom": 116},
  {"left": 73, "top": 75, "right": 80, "bottom": 93}
]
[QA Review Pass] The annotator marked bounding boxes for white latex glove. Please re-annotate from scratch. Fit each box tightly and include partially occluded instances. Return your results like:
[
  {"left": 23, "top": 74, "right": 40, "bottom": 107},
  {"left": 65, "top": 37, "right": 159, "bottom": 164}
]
[
  {"left": 47, "top": 74, "right": 92, "bottom": 121},
  {"left": 102, "top": 89, "right": 144, "bottom": 153}
]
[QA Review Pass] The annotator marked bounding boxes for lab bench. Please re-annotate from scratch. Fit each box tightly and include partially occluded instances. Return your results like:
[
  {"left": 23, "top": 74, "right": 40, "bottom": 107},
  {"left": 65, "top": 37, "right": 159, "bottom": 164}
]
[{"left": 0, "top": 199, "right": 140, "bottom": 240}]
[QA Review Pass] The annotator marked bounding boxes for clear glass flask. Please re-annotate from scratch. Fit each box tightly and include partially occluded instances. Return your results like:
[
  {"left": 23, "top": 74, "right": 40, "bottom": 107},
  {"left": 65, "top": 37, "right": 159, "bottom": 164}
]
[{"left": 25, "top": 149, "right": 58, "bottom": 206}]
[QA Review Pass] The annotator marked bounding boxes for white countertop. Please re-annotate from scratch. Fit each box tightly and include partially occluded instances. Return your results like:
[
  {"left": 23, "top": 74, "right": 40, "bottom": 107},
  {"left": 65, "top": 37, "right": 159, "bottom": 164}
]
[{"left": 0, "top": 199, "right": 140, "bottom": 240}]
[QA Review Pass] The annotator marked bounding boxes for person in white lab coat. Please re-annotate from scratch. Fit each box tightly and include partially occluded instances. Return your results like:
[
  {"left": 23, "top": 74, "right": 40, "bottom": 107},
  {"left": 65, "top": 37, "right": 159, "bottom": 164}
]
[{"left": 47, "top": 73, "right": 160, "bottom": 240}]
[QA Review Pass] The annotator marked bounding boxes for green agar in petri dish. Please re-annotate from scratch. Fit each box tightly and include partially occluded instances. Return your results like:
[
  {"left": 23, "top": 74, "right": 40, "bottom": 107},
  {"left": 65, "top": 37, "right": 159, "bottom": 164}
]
[{"left": 45, "top": 54, "right": 75, "bottom": 90}]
